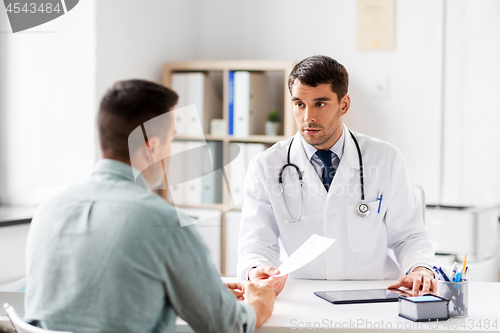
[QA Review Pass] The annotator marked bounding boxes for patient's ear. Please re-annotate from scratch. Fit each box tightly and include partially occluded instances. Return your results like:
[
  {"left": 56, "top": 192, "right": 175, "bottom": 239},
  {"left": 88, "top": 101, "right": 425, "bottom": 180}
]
[
  {"left": 136, "top": 142, "right": 151, "bottom": 163},
  {"left": 146, "top": 136, "right": 161, "bottom": 161}
]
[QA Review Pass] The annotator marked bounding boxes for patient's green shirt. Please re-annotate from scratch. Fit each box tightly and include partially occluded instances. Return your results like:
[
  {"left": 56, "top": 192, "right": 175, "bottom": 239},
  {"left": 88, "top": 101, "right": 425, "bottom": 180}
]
[{"left": 25, "top": 159, "right": 255, "bottom": 333}]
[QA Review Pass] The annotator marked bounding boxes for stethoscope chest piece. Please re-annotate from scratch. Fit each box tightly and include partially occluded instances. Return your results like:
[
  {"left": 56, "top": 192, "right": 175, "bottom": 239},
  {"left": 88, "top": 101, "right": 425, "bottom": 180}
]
[{"left": 355, "top": 202, "right": 370, "bottom": 217}]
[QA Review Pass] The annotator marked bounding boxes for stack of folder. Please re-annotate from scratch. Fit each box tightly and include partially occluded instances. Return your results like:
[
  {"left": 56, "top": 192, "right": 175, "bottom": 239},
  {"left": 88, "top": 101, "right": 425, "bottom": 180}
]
[
  {"left": 168, "top": 141, "right": 223, "bottom": 206},
  {"left": 171, "top": 72, "right": 222, "bottom": 136}
]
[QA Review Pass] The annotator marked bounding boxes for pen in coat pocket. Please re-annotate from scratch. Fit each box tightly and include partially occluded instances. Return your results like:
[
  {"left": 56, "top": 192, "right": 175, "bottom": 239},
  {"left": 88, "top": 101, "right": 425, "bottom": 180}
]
[{"left": 377, "top": 191, "right": 383, "bottom": 213}]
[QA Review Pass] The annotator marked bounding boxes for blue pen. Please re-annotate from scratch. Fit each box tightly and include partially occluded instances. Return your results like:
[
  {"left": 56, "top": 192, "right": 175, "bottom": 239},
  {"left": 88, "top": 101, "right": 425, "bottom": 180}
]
[
  {"left": 377, "top": 191, "right": 383, "bottom": 213},
  {"left": 433, "top": 266, "right": 443, "bottom": 280},
  {"left": 455, "top": 268, "right": 463, "bottom": 282},
  {"left": 438, "top": 267, "right": 451, "bottom": 282}
]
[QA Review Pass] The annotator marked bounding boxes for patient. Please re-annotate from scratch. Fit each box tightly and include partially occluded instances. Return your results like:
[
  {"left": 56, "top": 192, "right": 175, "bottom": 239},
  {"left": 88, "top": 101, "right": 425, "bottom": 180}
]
[{"left": 24, "top": 79, "right": 274, "bottom": 332}]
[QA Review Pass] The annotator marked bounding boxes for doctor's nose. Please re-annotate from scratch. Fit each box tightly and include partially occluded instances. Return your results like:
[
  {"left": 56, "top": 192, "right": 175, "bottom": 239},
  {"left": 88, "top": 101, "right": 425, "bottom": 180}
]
[{"left": 303, "top": 107, "right": 317, "bottom": 123}]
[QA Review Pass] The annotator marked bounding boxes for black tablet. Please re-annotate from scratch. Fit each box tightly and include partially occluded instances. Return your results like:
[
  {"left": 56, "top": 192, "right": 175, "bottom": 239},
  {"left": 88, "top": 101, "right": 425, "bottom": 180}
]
[{"left": 314, "top": 288, "right": 410, "bottom": 304}]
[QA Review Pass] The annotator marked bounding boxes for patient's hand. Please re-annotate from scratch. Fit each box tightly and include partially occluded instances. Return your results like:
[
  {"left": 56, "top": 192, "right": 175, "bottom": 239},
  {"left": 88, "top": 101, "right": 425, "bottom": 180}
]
[
  {"left": 387, "top": 267, "right": 436, "bottom": 296},
  {"left": 243, "top": 282, "right": 275, "bottom": 329},
  {"left": 225, "top": 282, "right": 244, "bottom": 300},
  {"left": 249, "top": 265, "right": 288, "bottom": 297}
]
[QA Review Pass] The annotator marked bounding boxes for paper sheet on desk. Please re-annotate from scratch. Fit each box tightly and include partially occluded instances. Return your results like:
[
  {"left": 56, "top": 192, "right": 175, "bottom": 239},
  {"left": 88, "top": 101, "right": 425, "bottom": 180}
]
[{"left": 273, "top": 234, "right": 335, "bottom": 277}]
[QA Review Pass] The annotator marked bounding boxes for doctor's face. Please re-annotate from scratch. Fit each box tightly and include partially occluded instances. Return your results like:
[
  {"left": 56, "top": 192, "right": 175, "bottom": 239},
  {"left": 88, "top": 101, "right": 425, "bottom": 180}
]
[{"left": 291, "top": 80, "right": 350, "bottom": 150}]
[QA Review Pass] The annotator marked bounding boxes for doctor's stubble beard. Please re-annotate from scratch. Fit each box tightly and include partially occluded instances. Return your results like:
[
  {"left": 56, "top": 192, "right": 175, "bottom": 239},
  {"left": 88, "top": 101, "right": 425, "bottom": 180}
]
[{"left": 300, "top": 118, "right": 343, "bottom": 149}]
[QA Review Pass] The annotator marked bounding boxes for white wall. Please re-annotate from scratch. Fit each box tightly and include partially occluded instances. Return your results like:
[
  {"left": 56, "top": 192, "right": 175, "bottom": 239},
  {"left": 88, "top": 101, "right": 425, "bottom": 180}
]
[
  {"left": 96, "top": 0, "right": 199, "bottom": 101},
  {"left": 441, "top": 0, "right": 500, "bottom": 207},
  {"left": 0, "top": 0, "right": 199, "bottom": 205},
  {"left": 0, "top": 0, "right": 96, "bottom": 205},
  {"left": 195, "top": 0, "right": 500, "bottom": 207},
  {"left": 2, "top": 0, "right": 499, "bottom": 207},
  {"left": 196, "top": 0, "right": 444, "bottom": 204}
]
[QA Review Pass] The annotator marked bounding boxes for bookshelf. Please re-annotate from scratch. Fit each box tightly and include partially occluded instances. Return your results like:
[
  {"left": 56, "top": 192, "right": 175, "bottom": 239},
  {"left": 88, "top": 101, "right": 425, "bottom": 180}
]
[{"left": 161, "top": 60, "right": 296, "bottom": 276}]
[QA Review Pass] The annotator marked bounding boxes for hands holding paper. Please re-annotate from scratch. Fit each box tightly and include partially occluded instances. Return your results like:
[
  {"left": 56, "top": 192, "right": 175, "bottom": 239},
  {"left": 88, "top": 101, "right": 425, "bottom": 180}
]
[
  {"left": 225, "top": 281, "right": 275, "bottom": 329},
  {"left": 249, "top": 265, "right": 288, "bottom": 296},
  {"left": 249, "top": 234, "right": 336, "bottom": 297},
  {"left": 225, "top": 282, "right": 245, "bottom": 300}
]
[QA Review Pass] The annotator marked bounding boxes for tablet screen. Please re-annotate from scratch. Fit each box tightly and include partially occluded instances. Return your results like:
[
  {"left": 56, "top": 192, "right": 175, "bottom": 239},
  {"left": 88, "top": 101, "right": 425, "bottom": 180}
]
[{"left": 314, "top": 288, "right": 409, "bottom": 304}]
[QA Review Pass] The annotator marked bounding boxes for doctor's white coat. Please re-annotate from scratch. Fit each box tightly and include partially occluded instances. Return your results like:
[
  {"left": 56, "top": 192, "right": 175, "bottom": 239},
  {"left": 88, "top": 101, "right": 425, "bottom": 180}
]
[{"left": 236, "top": 125, "right": 435, "bottom": 281}]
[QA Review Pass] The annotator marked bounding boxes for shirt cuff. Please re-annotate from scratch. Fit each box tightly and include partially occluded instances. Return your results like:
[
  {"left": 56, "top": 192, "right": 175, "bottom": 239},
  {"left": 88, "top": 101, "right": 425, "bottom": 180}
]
[
  {"left": 238, "top": 300, "right": 257, "bottom": 333},
  {"left": 406, "top": 263, "right": 435, "bottom": 277},
  {"left": 246, "top": 266, "right": 258, "bottom": 281}
]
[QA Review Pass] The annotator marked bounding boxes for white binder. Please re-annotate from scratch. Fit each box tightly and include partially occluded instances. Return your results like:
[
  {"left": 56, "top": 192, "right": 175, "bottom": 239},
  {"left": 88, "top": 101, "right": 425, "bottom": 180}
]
[
  {"left": 233, "top": 72, "right": 270, "bottom": 137},
  {"left": 183, "top": 141, "right": 205, "bottom": 205},
  {"left": 185, "top": 73, "right": 205, "bottom": 137},
  {"left": 202, "top": 141, "right": 223, "bottom": 204},
  {"left": 171, "top": 73, "right": 187, "bottom": 135},
  {"left": 226, "top": 143, "right": 266, "bottom": 208},
  {"left": 245, "top": 143, "right": 266, "bottom": 165},
  {"left": 225, "top": 211, "right": 242, "bottom": 277},
  {"left": 227, "top": 143, "right": 247, "bottom": 207},
  {"left": 172, "top": 73, "right": 222, "bottom": 137},
  {"left": 167, "top": 141, "right": 186, "bottom": 205}
]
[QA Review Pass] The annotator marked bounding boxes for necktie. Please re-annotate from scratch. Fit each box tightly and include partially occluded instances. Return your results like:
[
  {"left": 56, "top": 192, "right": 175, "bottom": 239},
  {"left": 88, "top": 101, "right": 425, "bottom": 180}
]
[{"left": 315, "top": 150, "right": 335, "bottom": 191}]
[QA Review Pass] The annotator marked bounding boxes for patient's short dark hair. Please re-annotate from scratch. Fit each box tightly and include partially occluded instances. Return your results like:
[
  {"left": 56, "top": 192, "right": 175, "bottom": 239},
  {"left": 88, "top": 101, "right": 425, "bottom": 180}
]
[
  {"left": 288, "top": 55, "right": 349, "bottom": 102},
  {"left": 98, "top": 79, "right": 178, "bottom": 161}
]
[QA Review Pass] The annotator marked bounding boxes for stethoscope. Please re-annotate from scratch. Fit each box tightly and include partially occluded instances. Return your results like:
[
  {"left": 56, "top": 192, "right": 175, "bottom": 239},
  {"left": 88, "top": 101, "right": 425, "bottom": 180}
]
[{"left": 278, "top": 130, "right": 370, "bottom": 223}]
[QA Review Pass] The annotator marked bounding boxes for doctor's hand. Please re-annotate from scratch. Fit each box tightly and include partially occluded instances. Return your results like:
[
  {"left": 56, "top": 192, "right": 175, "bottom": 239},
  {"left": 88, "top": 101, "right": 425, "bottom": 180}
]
[
  {"left": 249, "top": 265, "right": 288, "bottom": 297},
  {"left": 225, "top": 282, "right": 245, "bottom": 300},
  {"left": 387, "top": 267, "right": 437, "bottom": 296}
]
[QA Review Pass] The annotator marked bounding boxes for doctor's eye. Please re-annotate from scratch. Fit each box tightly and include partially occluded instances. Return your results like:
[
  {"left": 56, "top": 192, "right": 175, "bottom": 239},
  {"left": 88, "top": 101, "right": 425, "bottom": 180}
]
[
  {"left": 295, "top": 102, "right": 305, "bottom": 108},
  {"left": 315, "top": 102, "right": 325, "bottom": 107}
]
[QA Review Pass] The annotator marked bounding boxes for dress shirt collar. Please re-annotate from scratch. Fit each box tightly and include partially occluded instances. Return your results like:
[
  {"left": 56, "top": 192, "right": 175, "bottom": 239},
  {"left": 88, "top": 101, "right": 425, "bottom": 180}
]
[
  {"left": 301, "top": 124, "right": 346, "bottom": 161},
  {"left": 92, "top": 158, "right": 149, "bottom": 189}
]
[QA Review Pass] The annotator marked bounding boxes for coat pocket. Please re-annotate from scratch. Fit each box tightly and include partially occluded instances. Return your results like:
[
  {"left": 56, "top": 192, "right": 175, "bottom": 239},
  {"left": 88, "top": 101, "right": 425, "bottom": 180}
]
[{"left": 345, "top": 200, "right": 384, "bottom": 253}]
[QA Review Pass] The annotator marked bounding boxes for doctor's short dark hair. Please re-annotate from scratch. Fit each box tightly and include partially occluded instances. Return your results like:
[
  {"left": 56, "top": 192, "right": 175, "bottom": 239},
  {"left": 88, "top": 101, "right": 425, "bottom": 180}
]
[
  {"left": 288, "top": 55, "right": 349, "bottom": 102},
  {"left": 97, "top": 79, "right": 178, "bottom": 162}
]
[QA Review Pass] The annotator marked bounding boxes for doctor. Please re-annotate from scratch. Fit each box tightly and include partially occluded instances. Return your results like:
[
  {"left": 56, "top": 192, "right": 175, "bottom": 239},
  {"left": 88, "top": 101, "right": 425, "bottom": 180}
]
[{"left": 237, "top": 55, "right": 435, "bottom": 297}]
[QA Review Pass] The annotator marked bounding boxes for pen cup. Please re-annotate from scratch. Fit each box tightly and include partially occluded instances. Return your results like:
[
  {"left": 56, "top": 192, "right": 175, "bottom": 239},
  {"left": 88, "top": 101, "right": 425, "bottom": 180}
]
[{"left": 437, "top": 279, "right": 468, "bottom": 318}]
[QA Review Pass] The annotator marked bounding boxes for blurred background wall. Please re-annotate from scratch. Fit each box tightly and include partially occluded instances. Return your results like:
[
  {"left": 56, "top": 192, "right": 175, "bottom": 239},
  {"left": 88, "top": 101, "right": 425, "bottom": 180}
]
[{"left": 2, "top": 0, "right": 499, "bottom": 207}]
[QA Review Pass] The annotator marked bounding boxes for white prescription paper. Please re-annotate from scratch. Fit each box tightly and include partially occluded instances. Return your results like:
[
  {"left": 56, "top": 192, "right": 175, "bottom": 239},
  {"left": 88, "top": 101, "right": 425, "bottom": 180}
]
[{"left": 273, "top": 234, "right": 335, "bottom": 277}]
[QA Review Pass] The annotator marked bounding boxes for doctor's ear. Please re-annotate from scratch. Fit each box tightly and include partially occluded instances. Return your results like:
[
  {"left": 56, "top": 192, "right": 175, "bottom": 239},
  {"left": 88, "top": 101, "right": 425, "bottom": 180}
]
[{"left": 340, "top": 93, "right": 351, "bottom": 115}]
